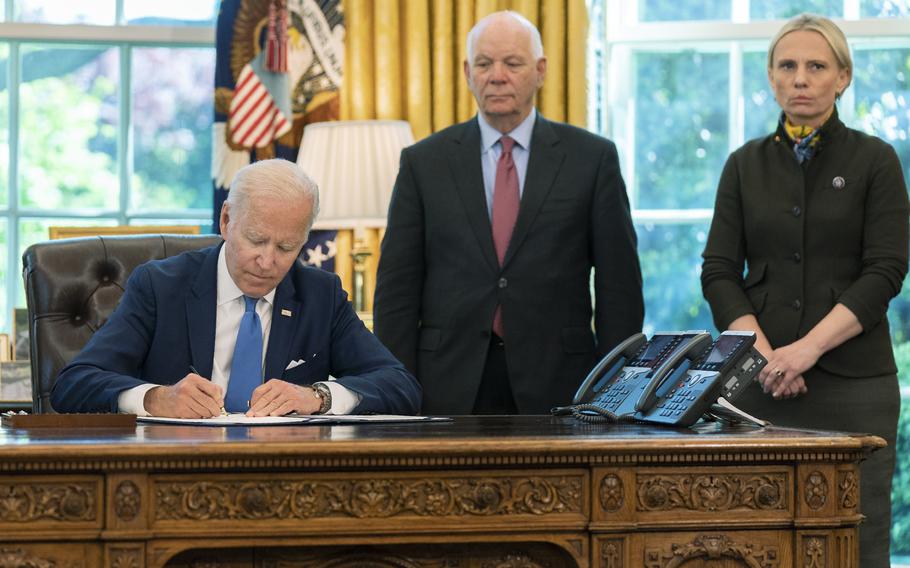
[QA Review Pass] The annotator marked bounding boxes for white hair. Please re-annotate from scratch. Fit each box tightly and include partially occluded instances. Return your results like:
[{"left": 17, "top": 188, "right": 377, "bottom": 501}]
[
  {"left": 466, "top": 11, "right": 544, "bottom": 63},
  {"left": 227, "top": 158, "right": 320, "bottom": 233}
]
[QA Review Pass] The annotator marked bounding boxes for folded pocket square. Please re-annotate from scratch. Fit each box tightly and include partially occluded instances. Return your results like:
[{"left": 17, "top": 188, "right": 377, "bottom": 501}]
[{"left": 285, "top": 359, "right": 305, "bottom": 371}]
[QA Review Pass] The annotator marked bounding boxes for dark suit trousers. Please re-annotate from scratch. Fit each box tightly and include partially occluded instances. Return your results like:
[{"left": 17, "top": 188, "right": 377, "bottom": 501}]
[{"left": 472, "top": 334, "right": 518, "bottom": 414}]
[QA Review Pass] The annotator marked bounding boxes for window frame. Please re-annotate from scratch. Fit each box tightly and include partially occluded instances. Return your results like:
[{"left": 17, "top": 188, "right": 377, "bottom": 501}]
[{"left": 0, "top": 13, "right": 214, "bottom": 333}]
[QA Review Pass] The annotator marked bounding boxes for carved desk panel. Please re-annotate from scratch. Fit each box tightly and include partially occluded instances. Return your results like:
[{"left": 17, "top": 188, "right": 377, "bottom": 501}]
[{"left": 0, "top": 416, "right": 881, "bottom": 568}]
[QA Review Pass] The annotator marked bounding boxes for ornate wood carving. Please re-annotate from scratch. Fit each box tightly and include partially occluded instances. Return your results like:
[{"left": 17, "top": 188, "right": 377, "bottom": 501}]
[
  {"left": 636, "top": 473, "right": 786, "bottom": 512},
  {"left": 114, "top": 481, "right": 141, "bottom": 522},
  {"left": 0, "top": 482, "right": 95, "bottom": 522},
  {"left": 108, "top": 546, "right": 141, "bottom": 568},
  {"left": 599, "top": 474, "right": 624, "bottom": 512},
  {"left": 155, "top": 475, "right": 583, "bottom": 521},
  {"left": 599, "top": 539, "right": 623, "bottom": 568},
  {"left": 479, "top": 553, "right": 544, "bottom": 568},
  {"left": 838, "top": 471, "right": 858, "bottom": 510},
  {"left": 803, "top": 536, "right": 826, "bottom": 568},
  {"left": 644, "top": 534, "right": 779, "bottom": 567},
  {"left": 805, "top": 471, "right": 828, "bottom": 510},
  {"left": 0, "top": 548, "right": 58, "bottom": 568},
  {"left": 169, "top": 543, "right": 573, "bottom": 568}
]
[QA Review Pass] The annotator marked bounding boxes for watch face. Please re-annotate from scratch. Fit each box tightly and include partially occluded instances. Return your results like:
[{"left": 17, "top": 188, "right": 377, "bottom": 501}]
[{"left": 313, "top": 383, "right": 331, "bottom": 414}]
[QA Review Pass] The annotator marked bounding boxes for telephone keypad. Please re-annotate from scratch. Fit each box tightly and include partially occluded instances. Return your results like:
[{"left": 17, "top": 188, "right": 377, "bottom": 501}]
[
  {"left": 592, "top": 369, "right": 646, "bottom": 414},
  {"left": 649, "top": 371, "right": 722, "bottom": 422}
]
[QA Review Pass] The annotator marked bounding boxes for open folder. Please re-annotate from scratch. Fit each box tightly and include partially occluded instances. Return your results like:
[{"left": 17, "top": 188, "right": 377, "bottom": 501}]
[{"left": 137, "top": 414, "right": 447, "bottom": 426}]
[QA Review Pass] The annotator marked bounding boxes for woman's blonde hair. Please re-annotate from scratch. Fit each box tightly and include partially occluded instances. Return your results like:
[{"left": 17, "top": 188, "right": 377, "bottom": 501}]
[{"left": 767, "top": 13, "right": 853, "bottom": 96}]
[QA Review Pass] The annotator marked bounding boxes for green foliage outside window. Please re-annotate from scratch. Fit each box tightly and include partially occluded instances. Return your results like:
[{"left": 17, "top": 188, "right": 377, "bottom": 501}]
[
  {"left": 638, "top": 0, "right": 730, "bottom": 21},
  {"left": 893, "top": 402, "right": 910, "bottom": 554},
  {"left": 0, "top": 40, "right": 213, "bottom": 318},
  {"left": 634, "top": 51, "right": 730, "bottom": 209},
  {"left": 18, "top": 47, "right": 119, "bottom": 210}
]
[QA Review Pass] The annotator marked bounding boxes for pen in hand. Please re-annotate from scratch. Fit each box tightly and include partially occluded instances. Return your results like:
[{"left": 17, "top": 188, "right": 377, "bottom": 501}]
[{"left": 189, "top": 365, "right": 227, "bottom": 416}]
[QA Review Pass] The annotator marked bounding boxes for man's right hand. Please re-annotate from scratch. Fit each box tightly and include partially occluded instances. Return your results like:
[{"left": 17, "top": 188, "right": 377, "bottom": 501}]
[{"left": 143, "top": 373, "right": 224, "bottom": 418}]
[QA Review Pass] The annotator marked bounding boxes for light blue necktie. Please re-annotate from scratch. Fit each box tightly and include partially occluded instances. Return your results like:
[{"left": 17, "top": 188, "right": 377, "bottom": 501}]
[{"left": 224, "top": 296, "right": 263, "bottom": 412}]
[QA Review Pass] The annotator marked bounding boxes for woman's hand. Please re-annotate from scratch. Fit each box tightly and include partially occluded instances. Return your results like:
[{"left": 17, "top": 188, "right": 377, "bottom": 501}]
[{"left": 761, "top": 339, "right": 821, "bottom": 398}]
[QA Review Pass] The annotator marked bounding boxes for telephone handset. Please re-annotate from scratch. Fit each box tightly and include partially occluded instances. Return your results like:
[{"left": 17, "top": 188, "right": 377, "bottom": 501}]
[
  {"left": 634, "top": 333, "right": 713, "bottom": 415},
  {"left": 571, "top": 332, "right": 647, "bottom": 405},
  {"left": 560, "top": 330, "right": 707, "bottom": 421},
  {"left": 633, "top": 330, "right": 766, "bottom": 427}
]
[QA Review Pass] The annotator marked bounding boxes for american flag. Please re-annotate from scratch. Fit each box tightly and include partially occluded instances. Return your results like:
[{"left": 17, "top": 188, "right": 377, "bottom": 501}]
[{"left": 228, "top": 53, "right": 292, "bottom": 148}]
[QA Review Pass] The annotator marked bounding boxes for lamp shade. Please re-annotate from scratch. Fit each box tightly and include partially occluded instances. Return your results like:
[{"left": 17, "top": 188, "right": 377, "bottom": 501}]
[{"left": 297, "top": 120, "right": 415, "bottom": 222}]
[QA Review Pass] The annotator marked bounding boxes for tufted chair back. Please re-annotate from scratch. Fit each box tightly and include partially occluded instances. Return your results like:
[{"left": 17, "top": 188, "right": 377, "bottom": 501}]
[{"left": 22, "top": 234, "right": 222, "bottom": 413}]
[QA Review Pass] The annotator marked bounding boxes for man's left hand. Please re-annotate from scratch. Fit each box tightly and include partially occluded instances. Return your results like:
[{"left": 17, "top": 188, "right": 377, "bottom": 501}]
[{"left": 247, "top": 379, "right": 322, "bottom": 416}]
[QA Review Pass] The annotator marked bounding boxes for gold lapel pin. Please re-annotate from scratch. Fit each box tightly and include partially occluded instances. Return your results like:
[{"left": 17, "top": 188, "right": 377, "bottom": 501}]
[{"left": 281, "top": 309, "right": 292, "bottom": 317}]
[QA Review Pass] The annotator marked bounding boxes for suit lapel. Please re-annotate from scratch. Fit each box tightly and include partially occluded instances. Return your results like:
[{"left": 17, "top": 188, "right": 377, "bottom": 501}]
[
  {"left": 504, "top": 116, "right": 564, "bottom": 267},
  {"left": 263, "top": 274, "right": 301, "bottom": 381},
  {"left": 449, "top": 119, "right": 499, "bottom": 271},
  {"left": 186, "top": 245, "right": 221, "bottom": 377}
]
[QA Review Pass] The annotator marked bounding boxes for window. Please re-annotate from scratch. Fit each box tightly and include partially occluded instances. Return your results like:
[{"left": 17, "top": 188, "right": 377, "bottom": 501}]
[
  {"left": 0, "top": 0, "right": 216, "bottom": 334},
  {"left": 589, "top": 0, "right": 910, "bottom": 559}
]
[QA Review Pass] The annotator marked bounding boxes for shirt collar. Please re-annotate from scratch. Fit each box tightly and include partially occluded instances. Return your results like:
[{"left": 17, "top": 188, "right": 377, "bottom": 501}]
[
  {"left": 478, "top": 108, "right": 537, "bottom": 153},
  {"left": 217, "top": 245, "right": 276, "bottom": 307}
]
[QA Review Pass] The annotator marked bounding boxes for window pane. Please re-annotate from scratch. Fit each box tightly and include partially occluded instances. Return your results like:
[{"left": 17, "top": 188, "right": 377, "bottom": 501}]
[
  {"left": 851, "top": 47, "right": 910, "bottom": 185},
  {"left": 638, "top": 0, "right": 730, "bottom": 22},
  {"left": 633, "top": 51, "right": 729, "bottom": 208},
  {"left": 16, "top": 0, "right": 115, "bottom": 24},
  {"left": 131, "top": 47, "right": 214, "bottom": 212},
  {"left": 861, "top": 0, "right": 910, "bottom": 18},
  {"left": 636, "top": 221, "right": 716, "bottom": 335},
  {"left": 125, "top": 0, "right": 218, "bottom": 26},
  {"left": 743, "top": 51, "right": 780, "bottom": 141},
  {"left": 0, "top": 217, "right": 7, "bottom": 332},
  {"left": 0, "top": 43, "right": 8, "bottom": 209},
  {"left": 18, "top": 45, "right": 119, "bottom": 210},
  {"left": 749, "top": 0, "right": 842, "bottom": 20},
  {"left": 896, "top": 404, "right": 910, "bottom": 555}
]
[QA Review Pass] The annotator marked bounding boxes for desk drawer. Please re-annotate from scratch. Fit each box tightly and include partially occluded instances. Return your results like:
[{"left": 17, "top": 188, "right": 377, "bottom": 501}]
[
  {"left": 150, "top": 468, "right": 588, "bottom": 535},
  {"left": 594, "top": 528, "right": 856, "bottom": 568},
  {"left": 592, "top": 466, "right": 793, "bottom": 528},
  {"left": 0, "top": 474, "right": 103, "bottom": 534},
  {"left": 0, "top": 542, "right": 101, "bottom": 566}
]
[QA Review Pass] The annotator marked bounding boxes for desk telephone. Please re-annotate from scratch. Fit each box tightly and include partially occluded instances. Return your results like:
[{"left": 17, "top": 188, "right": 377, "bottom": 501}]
[{"left": 557, "top": 330, "right": 767, "bottom": 427}]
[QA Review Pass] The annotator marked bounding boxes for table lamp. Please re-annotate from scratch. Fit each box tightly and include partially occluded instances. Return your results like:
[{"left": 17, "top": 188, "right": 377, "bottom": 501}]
[{"left": 296, "top": 120, "right": 415, "bottom": 312}]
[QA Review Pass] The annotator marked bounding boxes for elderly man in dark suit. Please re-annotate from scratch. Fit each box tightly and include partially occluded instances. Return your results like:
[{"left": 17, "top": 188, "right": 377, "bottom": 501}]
[
  {"left": 374, "top": 11, "right": 644, "bottom": 415},
  {"left": 52, "top": 159, "right": 420, "bottom": 417}
]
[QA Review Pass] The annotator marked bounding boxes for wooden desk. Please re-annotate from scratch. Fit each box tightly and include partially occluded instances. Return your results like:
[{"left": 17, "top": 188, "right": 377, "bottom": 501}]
[{"left": 0, "top": 416, "right": 882, "bottom": 567}]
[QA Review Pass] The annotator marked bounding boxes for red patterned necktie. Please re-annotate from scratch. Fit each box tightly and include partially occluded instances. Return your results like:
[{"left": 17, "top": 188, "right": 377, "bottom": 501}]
[{"left": 491, "top": 136, "right": 519, "bottom": 338}]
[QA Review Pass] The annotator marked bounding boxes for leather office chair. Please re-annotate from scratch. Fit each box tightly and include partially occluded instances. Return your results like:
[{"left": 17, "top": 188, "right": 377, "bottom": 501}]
[{"left": 22, "top": 234, "right": 222, "bottom": 413}]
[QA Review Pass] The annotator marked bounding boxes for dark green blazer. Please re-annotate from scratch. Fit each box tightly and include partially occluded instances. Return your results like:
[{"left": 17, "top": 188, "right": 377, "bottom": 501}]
[{"left": 702, "top": 110, "right": 909, "bottom": 377}]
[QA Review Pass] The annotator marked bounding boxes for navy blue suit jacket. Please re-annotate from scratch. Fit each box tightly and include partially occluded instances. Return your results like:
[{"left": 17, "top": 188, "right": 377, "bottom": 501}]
[{"left": 51, "top": 244, "right": 421, "bottom": 414}]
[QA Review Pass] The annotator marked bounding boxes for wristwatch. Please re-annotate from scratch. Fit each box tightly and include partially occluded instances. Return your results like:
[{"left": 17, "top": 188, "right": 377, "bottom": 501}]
[{"left": 311, "top": 382, "right": 332, "bottom": 415}]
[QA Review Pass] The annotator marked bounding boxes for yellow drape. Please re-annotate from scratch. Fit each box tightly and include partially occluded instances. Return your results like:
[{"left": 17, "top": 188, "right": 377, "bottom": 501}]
[{"left": 340, "top": 0, "right": 588, "bottom": 140}]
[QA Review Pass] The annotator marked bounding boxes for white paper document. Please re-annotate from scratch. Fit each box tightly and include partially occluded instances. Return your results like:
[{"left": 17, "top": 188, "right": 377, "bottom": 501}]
[{"left": 137, "top": 414, "right": 447, "bottom": 427}]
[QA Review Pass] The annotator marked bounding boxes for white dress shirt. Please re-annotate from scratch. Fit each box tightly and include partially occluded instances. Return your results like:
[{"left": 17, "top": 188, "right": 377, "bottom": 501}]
[{"left": 118, "top": 246, "right": 358, "bottom": 415}]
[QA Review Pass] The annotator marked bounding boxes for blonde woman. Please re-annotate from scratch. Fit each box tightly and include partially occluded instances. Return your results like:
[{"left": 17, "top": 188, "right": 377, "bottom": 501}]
[{"left": 701, "top": 14, "right": 908, "bottom": 566}]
